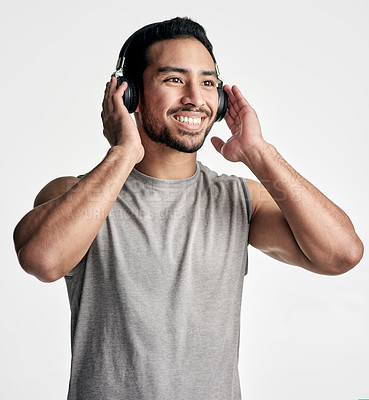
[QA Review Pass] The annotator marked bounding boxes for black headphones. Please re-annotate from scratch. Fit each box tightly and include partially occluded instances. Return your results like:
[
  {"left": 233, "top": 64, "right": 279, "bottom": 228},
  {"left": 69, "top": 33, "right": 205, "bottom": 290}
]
[{"left": 113, "top": 24, "right": 228, "bottom": 122}]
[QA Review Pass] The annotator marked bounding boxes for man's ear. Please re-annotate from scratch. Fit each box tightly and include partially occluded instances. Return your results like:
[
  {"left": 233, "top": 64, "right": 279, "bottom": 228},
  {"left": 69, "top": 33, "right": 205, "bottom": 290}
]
[
  {"left": 135, "top": 93, "right": 143, "bottom": 113},
  {"left": 133, "top": 110, "right": 141, "bottom": 127}
]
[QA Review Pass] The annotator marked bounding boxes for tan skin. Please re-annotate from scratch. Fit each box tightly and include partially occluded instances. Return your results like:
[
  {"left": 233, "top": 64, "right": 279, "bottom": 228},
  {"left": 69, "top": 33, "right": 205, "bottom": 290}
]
[{"left": 13, "top": 38, "right": 363, "bottom": 282}]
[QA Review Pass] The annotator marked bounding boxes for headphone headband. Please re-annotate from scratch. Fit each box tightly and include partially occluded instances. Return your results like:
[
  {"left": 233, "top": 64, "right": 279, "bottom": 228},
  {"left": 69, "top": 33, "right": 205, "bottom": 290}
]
[
  {"left": 115, "top": 23, "right": 221, "bottom": 75},
  {"left": 116, "top": 23, "right": 160, "bottom": 71}
]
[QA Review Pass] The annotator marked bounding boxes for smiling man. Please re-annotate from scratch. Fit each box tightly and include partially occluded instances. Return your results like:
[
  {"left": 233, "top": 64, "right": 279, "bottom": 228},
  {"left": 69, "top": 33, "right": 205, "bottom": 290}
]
[
  {"left": 13, "top": 17, "right": 363, "bottom": 400},
  {"left": 138, "top": 39, "right": 217, "bottom": 154}
]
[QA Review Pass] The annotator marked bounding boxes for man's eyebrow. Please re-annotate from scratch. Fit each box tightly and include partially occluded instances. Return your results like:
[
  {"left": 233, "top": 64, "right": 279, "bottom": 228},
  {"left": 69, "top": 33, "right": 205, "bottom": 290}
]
[
  {"left": 157, "top": 67, "right": 188, "bottom": 74},
  {"left": 201, "top": 70, "right": 217, "bottom": 77},
  {"left": 156, "top": 67, "right": 217, "bottom": 76}
]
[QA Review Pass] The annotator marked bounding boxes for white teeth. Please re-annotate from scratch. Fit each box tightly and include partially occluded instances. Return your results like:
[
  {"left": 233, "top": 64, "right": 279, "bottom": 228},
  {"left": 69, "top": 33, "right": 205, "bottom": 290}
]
[{"left": 175, "top": 116, "right": 201, "bottom": 125}]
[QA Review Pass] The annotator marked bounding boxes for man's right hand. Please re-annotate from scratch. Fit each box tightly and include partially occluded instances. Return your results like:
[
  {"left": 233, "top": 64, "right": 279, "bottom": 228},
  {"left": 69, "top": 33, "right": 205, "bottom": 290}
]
[{"left": 101, "top": 76, "right": 144, "bottom": 164}]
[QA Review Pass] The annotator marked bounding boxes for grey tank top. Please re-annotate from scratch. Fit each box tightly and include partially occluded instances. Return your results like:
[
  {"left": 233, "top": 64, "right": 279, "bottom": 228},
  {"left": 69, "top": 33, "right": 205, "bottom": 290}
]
[{"left": 65, "top": 161, "right": 251, "bottom": 400}]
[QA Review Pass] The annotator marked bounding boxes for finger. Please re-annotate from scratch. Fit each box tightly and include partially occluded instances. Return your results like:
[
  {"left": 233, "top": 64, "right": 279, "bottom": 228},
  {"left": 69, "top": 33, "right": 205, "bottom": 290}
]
[
  {"left": 112, "top": 80, "right": 128, "bottom": 111},
  {"left": 224, "top": 110, "right": 235, "bottom": 130},
  {"left": 224, "top": 85, "right": 241, "bottom": 114},
  {"left": 224, "top": 109, "right": 235, "bottom": 126},
  {"left": 224, "top": 108, "right": 234, "bottom": 124},
  {"left": 226, "top": 99, "right": 239, "bottom": 122},
  {"left": 102, "top": 79, "right": 113, "bottom": 114},
  {"left": 109, "top": 76, "right": 117, "bottom": 95},
  {"left": 109, "top": 76, "right": 127, "bottom": 105},
  {"left": 115, "top": 78, "right": 128, "bottom": 95},
  {"left": 232, "top": 85, "right": 253, "bottom": 110},
  {"left": 210, "top": 136, "right": 225, "bottom": 154},
  {"left": 103, "top": 81, "right": 110, "bottom": 103},
  {"left": 227, "top": 85, "right": 253, "bottom": 117}
]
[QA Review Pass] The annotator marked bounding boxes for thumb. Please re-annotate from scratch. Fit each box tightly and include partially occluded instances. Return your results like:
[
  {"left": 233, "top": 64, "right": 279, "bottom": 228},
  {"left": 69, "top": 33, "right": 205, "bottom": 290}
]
[{"left": 211, "top": 136, "right": 225, "bottom": 154}]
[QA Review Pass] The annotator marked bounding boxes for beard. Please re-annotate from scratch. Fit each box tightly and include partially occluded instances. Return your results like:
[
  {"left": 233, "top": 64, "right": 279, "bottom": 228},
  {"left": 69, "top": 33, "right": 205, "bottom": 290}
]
[{"left": 139, "top": 104, "right": 215, "bottom": 153}]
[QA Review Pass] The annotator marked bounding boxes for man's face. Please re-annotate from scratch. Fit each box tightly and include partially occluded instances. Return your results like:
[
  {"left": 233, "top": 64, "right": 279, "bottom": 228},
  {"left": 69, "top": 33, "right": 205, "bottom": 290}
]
[{"left": 136, "top": 38, "right": 219, "bottom": 153}]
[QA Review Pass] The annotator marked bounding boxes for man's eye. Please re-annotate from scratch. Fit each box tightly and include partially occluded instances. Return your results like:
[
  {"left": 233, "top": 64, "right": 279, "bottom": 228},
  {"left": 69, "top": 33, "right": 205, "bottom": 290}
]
[
  {"left": 203, "top": 80, "right": 216, "bottom": 87},
  {"left": 165, "top": 77, "right": 182, "bottom": 83}
]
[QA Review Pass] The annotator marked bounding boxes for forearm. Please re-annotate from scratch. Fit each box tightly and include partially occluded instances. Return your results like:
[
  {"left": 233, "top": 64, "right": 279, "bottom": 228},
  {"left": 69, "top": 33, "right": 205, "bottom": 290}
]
[
  {"left": 243, "top": 141, "right": 363, "bottom": 273},
  {"left": 14, "top": 146, "right": 137, "bottom": 282}
]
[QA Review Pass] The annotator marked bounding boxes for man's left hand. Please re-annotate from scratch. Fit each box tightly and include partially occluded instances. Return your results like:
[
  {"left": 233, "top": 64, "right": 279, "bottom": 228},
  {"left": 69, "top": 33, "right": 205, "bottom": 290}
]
[{"left": 211, "top": 85, "right": 265, "bottom": 163}]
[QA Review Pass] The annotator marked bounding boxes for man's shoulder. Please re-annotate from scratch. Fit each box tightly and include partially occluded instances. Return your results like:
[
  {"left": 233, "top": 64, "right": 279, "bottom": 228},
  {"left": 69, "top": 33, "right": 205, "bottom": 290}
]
[
  {"left": 34, "top": 176, "right": 81, "bottom": 207},
  {"left": 197, "top": 161, "right": 236, "bottom": 182},
  {"left": 198, "top": 162, "right": 250, "bottom": 185}
]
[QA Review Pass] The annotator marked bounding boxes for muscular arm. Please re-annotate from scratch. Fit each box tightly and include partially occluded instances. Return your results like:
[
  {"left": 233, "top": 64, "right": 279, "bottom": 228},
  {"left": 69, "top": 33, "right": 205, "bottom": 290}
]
[
  {"left": 13, "top": 78, "right": 144, "bottom": 282},
  {"left": 212, "top": 85, "right": 363, "bottom": 275},
  {"left": 245, "top": 156, "right": 362, "bottom": 275},
  {"left": 14, "top": 149, "right": 136, "bottom": 282}
]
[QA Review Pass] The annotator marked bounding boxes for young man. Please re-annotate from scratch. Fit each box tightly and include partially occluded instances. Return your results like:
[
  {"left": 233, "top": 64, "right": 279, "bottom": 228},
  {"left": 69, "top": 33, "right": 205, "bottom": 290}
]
[{"left": 13, "top": 17, "right": 363, "bottom": 400}]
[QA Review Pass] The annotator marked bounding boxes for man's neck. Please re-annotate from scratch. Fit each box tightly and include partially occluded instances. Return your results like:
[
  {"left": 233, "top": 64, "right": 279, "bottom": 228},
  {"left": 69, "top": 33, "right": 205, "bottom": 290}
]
[{"left": 134, "top": 139, "right": 198, "bottom": 180}]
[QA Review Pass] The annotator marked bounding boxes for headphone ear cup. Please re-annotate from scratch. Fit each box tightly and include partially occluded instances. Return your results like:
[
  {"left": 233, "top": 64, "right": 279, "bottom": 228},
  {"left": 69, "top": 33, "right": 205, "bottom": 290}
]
[
  {"left": 116, "top": 76, "right": 139, "bottom": 113},
  {"left": 215, "top": 87, "right": 228, "bottom": 122}
]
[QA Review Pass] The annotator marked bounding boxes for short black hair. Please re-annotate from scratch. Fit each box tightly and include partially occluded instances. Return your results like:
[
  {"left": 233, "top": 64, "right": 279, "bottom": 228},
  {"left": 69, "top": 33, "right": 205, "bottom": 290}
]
[{"left": 123, "top": 17, "right": 216, "bottom": 91}]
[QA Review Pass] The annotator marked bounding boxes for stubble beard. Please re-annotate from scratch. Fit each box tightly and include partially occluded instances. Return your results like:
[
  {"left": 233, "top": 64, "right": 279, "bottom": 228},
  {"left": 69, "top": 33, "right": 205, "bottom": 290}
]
[{"left": 140, "top": 105, "right": 215, "bottom": 154}]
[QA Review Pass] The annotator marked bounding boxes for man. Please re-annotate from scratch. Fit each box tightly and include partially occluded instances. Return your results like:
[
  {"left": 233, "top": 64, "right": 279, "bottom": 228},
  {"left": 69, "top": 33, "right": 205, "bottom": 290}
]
[{"left": 13, "top": 17, "right": 363, "bottom": 400}]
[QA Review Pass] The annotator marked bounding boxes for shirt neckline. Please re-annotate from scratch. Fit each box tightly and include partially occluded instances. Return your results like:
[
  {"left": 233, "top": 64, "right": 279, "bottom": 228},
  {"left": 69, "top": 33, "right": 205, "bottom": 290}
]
[{"left": 131, "top": 161, "right": 201, "bottom": 188}]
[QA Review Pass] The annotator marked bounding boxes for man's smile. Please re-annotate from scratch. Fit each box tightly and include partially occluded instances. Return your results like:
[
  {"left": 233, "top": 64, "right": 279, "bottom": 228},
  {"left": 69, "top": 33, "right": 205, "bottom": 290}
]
[
  {"left": 169, "top": 109, "right": 211, "bottom": 131},
  {"left": 174, "top": 115, "right": 202, "bottom": 125},
  {"left": 171, "top": 115, "right": 207, "bottom": 131}
]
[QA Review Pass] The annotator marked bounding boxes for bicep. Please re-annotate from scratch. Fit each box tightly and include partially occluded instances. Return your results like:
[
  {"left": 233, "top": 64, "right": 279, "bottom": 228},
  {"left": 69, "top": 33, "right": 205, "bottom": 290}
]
[
  {"left": 14, "top": 176, "right": 81, "bottom": 257},
  {"left": 246, "top": 179, "right": 310, "bottom": 267},
  {"left": 34, "top": 176, "right": 80, "bottom": 207}
]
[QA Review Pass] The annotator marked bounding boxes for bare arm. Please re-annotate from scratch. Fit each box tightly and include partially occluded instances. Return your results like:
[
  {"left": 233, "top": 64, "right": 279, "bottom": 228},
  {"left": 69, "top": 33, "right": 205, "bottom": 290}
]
[
  {"left": 13, "top": 78, "right": 144, "bottom": 282},
  {"left": 211, "top": 85, "right": 363, "bottom": 275}
]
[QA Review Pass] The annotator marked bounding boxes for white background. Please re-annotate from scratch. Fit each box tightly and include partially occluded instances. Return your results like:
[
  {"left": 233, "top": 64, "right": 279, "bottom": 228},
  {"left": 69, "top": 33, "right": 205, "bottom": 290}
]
[{"left": 1, "top": 0, "right": 368, "bottom": 399}]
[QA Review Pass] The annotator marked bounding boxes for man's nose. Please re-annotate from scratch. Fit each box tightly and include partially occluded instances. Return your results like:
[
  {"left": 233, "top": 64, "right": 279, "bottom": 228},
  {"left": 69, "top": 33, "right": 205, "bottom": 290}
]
[{"left": 181, "top": 83, "right": 205, "bottom": 108}]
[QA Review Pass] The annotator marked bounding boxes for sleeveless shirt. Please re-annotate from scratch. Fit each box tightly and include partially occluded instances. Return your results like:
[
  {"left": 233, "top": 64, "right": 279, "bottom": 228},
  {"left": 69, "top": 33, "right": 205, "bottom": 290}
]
[{"left": 65, "top": 161, "right": 251, "bottom": 400}]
